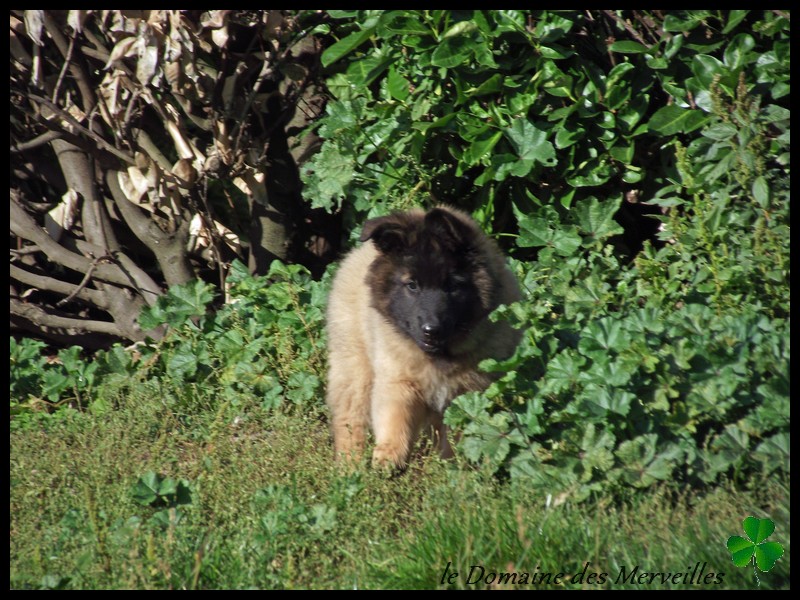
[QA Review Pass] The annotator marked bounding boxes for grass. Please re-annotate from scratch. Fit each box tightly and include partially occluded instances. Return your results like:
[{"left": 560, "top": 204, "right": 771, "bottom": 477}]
[{"left": 10, "top": 381, "right": 790, "bottom": 590}]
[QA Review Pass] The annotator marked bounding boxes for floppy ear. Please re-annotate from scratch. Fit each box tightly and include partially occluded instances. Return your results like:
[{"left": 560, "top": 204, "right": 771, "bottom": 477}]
[
  {"left": 424, "top": 208, "right": 473, "bottom": 251},
  {"left": 360, "top": 215, "right": 409, "bottom": 255}
]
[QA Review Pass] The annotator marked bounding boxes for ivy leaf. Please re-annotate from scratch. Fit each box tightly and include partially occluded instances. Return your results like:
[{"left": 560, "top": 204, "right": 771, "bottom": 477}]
[
  {"left": 167, "top": 343, "right": 198, "bottom": 381},
  {"left": 579, "top": 317, "right": 627, "bottom": 354},
  {"left": 139, "top": 280, "right": 214, "bottom": 330},
  {"left": 591, "top": 387, "right": 634, "bottom": 417},
  {"left": 504, "top": 118, "right": 557, "bottom": 166},
  {"left": 580, "top": 423, "right": 616, "bottom": 478},
  {"left": 542, "top": 350, "right": 586, "bottom": 394},
  {"left": 304, "top": 144, "right": 355, "bottom": 211},
  {"left": 132, "top": 471, "right": 161, "bottom": 506},
  {"left": 574, "top": 197, "right": 624, "bottom": 242},
  {"left": 515, "top": 215, "right": 550, "bottom": 248},
  {"left": 286, "top": 371, "right": 320, "bottom": 404},
  {"left": 461, "top": 413, "right": 519, "bottom": 466},
  {"left": 447, "top": 391, "right": 491, "bottom": 423},
  {"left": 515, "top": 209, "right": 582, "bottom": 256},
  {"left": 42, "top": 370, "right": 70, "bottom": 402}
]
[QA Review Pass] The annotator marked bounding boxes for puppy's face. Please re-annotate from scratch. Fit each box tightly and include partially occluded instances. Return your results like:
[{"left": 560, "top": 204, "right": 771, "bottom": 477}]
[{"left": 362, "top": 208, "right": 491, "bottom": 355}]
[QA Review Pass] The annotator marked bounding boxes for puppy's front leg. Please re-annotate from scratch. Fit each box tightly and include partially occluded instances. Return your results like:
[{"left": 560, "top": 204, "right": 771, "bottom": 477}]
[
  {"left": 370, "top": 379, "right": 423, "bottom": 470},
  {"left": 429, "top": 412, "right": 455, "bottom": 459}
]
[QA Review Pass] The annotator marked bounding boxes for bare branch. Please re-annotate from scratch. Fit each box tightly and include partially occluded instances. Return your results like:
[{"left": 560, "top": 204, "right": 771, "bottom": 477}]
[
  {"left": 233, "top": 57, "right": 275, "bottom": 157},
  {"left": 10, "top": 245, "right": 43, "bottom": 257},
  {"left": 10, "top": 196, "right": 162, "bottom": 300},
  {"left": 602, "top": 10, "right": 652, "bottom": 49},
  {"left": 51, "top": 34, "right": 76, "bottom": 105},
  {"left": 106, "top": 170, "right": 194, "bottom": 287},
  {"left": 26, "top": 93, "right": 135, "bottom": 165},
  {"left": 49, "top": 138, "right": 118, "bottom": 251},
  {"left": 11, "top": 297, "right": 126, "bottom": 338},
  {"left": 56, "top": 256, "right": 112, "bottom": 307},
  {"left": 42, "top": 12, "right": 96, "bottom": 112},
  {"left": 11, "top": 130, "right": 63, "bottom": 153},
  {"left": 132, "top": 128, "right": 174, "bottom": 172},
  {"left": 10, "top": 263, "right": 107, "bottom": 307}
]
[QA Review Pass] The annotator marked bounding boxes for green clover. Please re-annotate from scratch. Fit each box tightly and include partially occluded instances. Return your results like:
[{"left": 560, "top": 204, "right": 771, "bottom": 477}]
[{"left": 726, "top": 516, "right": 784, "bottom": 572}]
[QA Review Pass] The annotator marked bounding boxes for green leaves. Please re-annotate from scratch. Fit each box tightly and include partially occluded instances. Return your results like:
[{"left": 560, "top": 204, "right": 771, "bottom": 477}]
[
  {"left": 321, "top": 16, "right": 379, "bottom": 67},
  {"left": 724, "top": 33, "right": 756, "bottom": 71},
  {"left": 307, "top": 9, "right": 792, "bottom": 232},
  {"left": 504, "top": 118, "right": 557, "bottom": 174},
  {"left": 691, "top": 54, "right": 727, "bottom": 90},
  {"left": 608, "top": 40, "right": 649, "bottom": 54},
  {"left": 139, "top": 279, "right": 215, "bottom": 331},
  {"left": 574, "top": 197, "right": 623, "bottom": 243},
  {"left": 132, "top": 471, "right": 194, "bottom": 529},
  {"left": 515, "top": 213, "right": 582, "bottom": 256},
  {"left": 513, "top": 197, "right": 621, "bottom": 257},
  {"left": 23, "top": 257, "right": 329, "bottom": 417},
  {"left": 10, "top": 11, "right": 790, "bottom": 508},
  {"left": 727, "top": 517, "right": 784, "bottom": 572},
  {"left": 447, "top": 31, "right": 788, "bottom": 496},
  {"left": 578, "top": 318, "right": 626, "bottom": 355},
  {"left": 303, "top": 144, "right": 355, "bottom": 212},
  {"left": 132, "top": 472, "right": 187, "bottom": 506},
  {"left": 647, "top": 105, "right": 709, "bottom": 136},
  {"left": 430, "top": 35, "right": 475, "bottom": 68},
  {"left": 253, "top": 483, "right": 339, "bottom": 549}
]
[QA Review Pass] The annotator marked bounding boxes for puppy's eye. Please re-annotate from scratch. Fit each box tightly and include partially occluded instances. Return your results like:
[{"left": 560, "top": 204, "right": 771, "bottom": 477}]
[{"left": 406, "top": 280, "right": 419, "bottom": 292}]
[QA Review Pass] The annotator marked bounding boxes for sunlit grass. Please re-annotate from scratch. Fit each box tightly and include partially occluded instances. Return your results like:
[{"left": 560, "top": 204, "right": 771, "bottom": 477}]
[{"left": 10, "top": 383, "right": 790, "bottom": 590}]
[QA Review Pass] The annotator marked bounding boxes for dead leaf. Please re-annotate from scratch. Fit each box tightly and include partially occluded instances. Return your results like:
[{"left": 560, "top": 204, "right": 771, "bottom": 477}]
[
  {"left": 23, "top": 10, "right": 45, "bottom": 46},
  {"left": 165, "top": 120, "right": 195, "bottom": 160},
  {"left": 104, "top": 36, "right": 138, "bottom": 70},
  {"left": 117, "top": 169, "right": 149, "bottom": 208},
  {"left": 164, "top": 58, "right": 182, "bottom": 89},
  {"left": 188, "top": 213, "right": 240, "bottom": 252},
  {"left": 201, "top": 10, "right": 230, "bottom": 29},
  {"left": 10, "top": 15, "right": 25, "bottom": 35},
  {"left": 211, "top": 26, "right": 229, "bottom": 49},
  {"left": 136, "top": 38, "right": 160, "bottom": 85},
  {"left": 171, "top": 158, "right": 197, "bottom": 186},
  {"left": 234, "top": 170, "right": 268, "bottom": 205},
  {"left": 44, "top": 189, "right": 80, "bottom": 242},
  {"left": 67, "top": 10, "right": 90, "bottom": 34}
]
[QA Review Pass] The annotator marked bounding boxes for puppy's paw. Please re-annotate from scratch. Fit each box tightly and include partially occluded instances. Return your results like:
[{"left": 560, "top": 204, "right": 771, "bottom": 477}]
[{"left": 371, "top": 444, "right": 408, "bottom": 475}]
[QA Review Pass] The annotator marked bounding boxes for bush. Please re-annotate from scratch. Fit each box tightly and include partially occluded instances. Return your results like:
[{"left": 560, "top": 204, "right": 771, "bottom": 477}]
[
  {"left": 10, "top": 10, "right": 790, "bottom": 499},
  {"left": 10, "top": 260, "right": 329, "bottom": 428},
  {"left": 307, "top": 10, "right": 790, "bottom": 497}
]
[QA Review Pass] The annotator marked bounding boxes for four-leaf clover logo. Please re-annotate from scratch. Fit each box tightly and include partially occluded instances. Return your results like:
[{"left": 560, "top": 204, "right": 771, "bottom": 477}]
[{"left": 726, "top": 516, "right": 784, "bottom": 572}]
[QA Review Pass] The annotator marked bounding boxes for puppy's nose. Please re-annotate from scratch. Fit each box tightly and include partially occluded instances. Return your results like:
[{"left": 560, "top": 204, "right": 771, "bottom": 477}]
[{"left": 421, "top": 322, "right": 441, "bottom": 339}]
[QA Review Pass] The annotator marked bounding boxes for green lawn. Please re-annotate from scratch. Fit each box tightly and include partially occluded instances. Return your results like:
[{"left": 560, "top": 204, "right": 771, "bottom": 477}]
[{"left": 10, "top": 384, "right": 790, "bottom": 590}]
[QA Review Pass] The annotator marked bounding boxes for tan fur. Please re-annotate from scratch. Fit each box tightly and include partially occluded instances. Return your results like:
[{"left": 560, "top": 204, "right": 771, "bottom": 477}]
[{"left": 325, "top": 206, "right": 521, "bottom": 469}]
